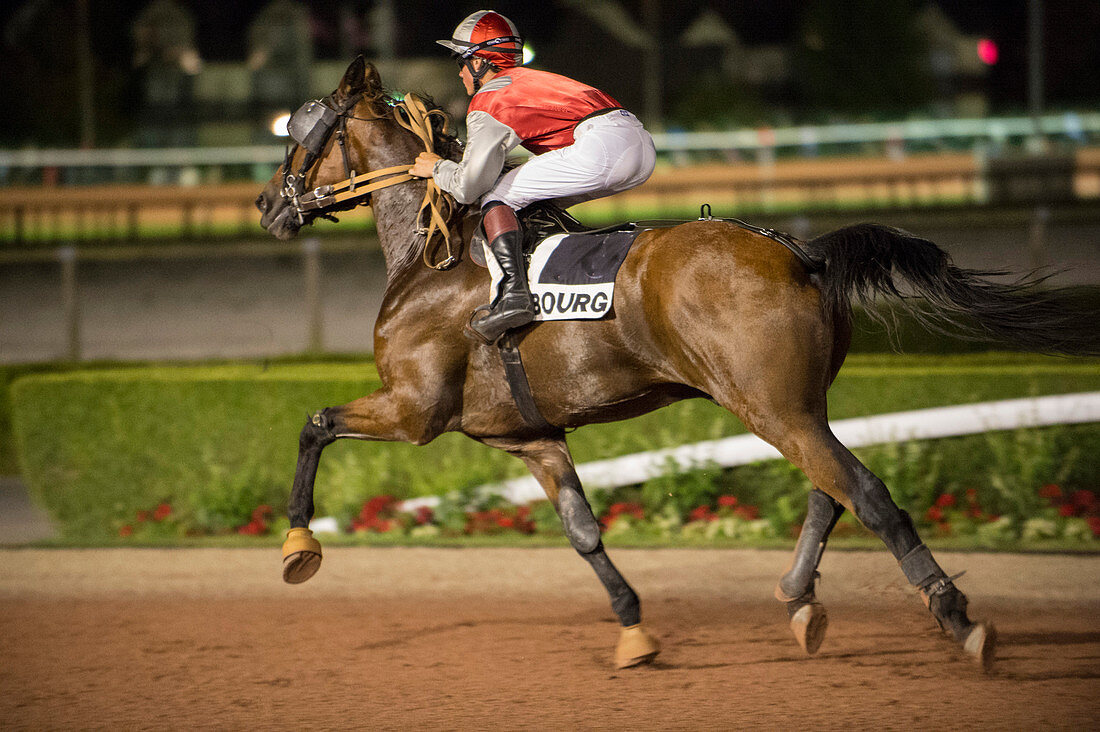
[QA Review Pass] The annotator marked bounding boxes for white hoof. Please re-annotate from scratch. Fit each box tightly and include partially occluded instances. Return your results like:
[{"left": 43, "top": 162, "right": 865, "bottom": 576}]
[
  {"left": 790, "top": 602, "right": 828, "bottom": 655},
  {"left": 282, "top": 528, "right": 322, "bottom": 584},
  {"left": 963, "top": 622, "right": 996, "bottom": 671},
  {"left": 614, "top": 624, "right": 660, "bottom": 669}
]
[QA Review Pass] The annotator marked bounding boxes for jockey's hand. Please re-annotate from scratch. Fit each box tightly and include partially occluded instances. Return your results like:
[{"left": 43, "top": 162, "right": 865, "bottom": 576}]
[{"left": 410, "top": 152, "right": 441, "bottom": 178}]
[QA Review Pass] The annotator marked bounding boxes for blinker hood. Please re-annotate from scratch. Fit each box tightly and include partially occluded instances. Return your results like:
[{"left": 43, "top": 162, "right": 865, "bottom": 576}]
[{"left": 288, "top": 100, "right": 339, "bottom": 155}]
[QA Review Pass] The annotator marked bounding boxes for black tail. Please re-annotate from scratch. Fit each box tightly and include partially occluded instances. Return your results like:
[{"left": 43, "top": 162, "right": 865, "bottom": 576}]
[{"left": 804, "top": 223, "right": 1100, "bottom": 357}]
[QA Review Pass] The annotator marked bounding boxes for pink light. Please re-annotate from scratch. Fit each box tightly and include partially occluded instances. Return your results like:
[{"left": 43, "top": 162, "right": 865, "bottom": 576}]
[{"left": 977, "top": 38, "right": 999, "bottom": 65}]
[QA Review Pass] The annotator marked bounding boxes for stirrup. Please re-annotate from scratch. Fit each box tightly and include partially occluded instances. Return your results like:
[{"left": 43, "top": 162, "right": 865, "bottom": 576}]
[
  {"left": 464, "top": 305, "right": 495, "bottom": 344},
  {"left": 465, "top": 304, "right": 534, "bottom": 345}
]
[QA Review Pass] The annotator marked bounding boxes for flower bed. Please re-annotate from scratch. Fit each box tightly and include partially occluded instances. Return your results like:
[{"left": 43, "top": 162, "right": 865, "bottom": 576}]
[
  {"left": 115, "top": 480, "right": 1097, "bottom": 549},
  {"left": 14, "top": 356, "right": 1099, "bottom": 544}
]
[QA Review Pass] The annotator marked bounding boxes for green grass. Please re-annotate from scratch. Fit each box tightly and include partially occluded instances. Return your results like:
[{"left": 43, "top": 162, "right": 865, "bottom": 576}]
[{"left": 8, "top": 352, "right": 1100, "bottom": 542}]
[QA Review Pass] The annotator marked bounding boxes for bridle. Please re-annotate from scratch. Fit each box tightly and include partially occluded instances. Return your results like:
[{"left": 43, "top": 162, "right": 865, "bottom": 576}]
[{"left": 279, "top": 92, "right": 461, "bottom": 270}]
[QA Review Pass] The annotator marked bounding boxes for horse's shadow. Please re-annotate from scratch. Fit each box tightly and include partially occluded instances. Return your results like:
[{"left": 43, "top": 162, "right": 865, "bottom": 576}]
[{"left": 639, "top": 630, "right": 1100, "bottom": 678}]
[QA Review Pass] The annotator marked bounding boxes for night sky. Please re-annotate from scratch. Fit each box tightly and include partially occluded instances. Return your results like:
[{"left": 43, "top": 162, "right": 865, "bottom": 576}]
[
  {"left": 2, "top": 0, "right": 1099, "bottom": 145},
  {"left": 12, "top": 0, "right": 1088, "bottom": 105},
  {"left": 4, "top": 0, "right": 1099, "bottom": 104}
]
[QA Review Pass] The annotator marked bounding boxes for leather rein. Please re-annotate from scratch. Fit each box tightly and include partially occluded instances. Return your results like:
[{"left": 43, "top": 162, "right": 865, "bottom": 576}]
[{"left": 280, "top": 93, "right": 461, "bottom": 270}]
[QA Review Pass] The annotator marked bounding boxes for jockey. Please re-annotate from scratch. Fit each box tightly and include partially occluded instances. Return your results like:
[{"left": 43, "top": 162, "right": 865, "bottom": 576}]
[{"left": 409, "top": 9, "right": 656, "bottom": 344}]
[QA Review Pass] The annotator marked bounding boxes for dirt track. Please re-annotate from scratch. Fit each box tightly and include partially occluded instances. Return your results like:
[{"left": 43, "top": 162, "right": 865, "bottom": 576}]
[{"left": 1, "top": 547, "right": 1097, "bottom": 729}]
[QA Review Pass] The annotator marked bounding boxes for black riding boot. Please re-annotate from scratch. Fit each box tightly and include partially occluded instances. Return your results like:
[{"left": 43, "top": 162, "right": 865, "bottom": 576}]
[{"left": 469, "top": 203, "right": 535, "bottom": 344}]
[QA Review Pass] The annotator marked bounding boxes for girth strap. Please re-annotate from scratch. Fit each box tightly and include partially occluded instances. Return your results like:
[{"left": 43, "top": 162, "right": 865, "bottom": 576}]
[{"left": 498, "top": 332, "right": 555, "bottom": 432}]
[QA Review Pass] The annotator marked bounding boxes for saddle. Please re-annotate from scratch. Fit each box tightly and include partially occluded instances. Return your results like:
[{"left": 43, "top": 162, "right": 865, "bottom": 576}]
[{"left": 466, "top": 201, "right": 631, "bottom": 267}]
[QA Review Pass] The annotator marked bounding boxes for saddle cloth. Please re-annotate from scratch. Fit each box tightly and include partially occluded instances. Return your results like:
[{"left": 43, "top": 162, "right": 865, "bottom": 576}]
[{"left": 484, "top": 229, "right": 642, "bottom": 321}]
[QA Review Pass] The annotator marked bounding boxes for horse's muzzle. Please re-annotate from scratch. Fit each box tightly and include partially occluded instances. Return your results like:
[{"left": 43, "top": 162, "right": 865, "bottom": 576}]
[{"left": 265, "top": 206, "right": 302, "bottom": 240}]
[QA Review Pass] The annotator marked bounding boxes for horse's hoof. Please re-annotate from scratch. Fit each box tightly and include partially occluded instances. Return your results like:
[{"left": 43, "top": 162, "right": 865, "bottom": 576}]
[
  {"left": 790, "top": 602, "right": 829, "bottom": 655},
  {"left": 963, "top": 622, "right": 996, "bottom": 671},
  {"left": 282, "top": 527, "right": 322, "bottom": 584},
  {"left": 614, "top": 624, "right": 660, "bottom": 669}
]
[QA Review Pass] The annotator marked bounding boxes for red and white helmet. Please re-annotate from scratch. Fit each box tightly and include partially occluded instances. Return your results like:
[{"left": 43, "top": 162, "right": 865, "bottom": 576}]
[{"left": 436, "top": 10, "right": 523, "bottom": 69}]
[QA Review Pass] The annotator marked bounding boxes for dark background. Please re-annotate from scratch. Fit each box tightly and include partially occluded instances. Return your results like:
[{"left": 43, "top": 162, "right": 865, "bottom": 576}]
[{"left": 2, "top": 0, "right": 1099, "bottom": 147}]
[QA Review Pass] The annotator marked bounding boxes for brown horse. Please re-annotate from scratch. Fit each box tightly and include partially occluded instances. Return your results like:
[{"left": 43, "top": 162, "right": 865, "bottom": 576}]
[{"left": 257, "top": 57, "right": 1099, "bottom": 669}]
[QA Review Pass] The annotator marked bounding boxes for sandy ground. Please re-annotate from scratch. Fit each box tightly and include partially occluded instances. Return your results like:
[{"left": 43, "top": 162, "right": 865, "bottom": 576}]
[{"left": 1, "top": 547, "right": 1097, "bottom": 729}]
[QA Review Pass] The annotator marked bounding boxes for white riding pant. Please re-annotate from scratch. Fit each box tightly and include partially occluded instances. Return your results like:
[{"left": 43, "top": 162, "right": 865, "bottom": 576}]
[{"left": 483, "top": 110, "right": 656, "bottom": 210}]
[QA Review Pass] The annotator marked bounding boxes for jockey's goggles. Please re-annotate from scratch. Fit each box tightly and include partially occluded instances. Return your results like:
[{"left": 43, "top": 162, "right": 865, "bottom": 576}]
[{"left": 443, "top": 35, "right": 523, "bottom": 60}]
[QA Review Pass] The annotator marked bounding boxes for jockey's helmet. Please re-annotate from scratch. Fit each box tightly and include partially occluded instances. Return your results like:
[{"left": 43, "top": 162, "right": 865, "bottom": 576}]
[{"left": 436, "top": 10, "right": 523, "bottom": 70}]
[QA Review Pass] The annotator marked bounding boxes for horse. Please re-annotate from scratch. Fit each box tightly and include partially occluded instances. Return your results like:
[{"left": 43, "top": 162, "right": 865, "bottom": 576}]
[{"left": 256, "top": 57, "right": 1100, "bottom": 670}]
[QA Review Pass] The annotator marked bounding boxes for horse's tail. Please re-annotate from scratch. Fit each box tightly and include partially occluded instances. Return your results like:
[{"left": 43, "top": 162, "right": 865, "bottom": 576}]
[{"left": 803, "top": 222, "right": 1100, "bottom": 357}]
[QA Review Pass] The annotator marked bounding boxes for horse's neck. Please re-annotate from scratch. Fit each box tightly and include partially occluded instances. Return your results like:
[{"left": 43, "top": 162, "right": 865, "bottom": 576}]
[
  {"left": 372, "top": 182, "right": 426, "bottom": 280},
  {"left": 369, "top": 116, "right": 464, "bottom": 284},
  {"left": 367, "top": 126, "right": 430, "bottom": 281}
]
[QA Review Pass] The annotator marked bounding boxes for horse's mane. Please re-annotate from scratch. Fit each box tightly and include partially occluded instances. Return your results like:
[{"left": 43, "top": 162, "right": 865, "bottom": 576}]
[
  {"left": 366, "top": 87, "right": 464, "bottom": 162},
  {"left": 359, "top": 85, "right": 467, "bottom": 280}
]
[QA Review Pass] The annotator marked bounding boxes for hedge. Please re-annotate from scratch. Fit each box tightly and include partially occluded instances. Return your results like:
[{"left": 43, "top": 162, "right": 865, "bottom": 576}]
[{"left": 9, "top": 354, "right": 1100, "bottom": 540}]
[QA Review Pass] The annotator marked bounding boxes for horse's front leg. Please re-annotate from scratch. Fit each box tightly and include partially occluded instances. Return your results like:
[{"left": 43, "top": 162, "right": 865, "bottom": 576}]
[
  {"left": 485, "top": 436, "right": 660, "bottom": 669},
  {"left": 283, "top": 387, "right": 445, "bottom": 584},
  {"left": 774, "top": 488, "right": 845, "bottom": 654}
]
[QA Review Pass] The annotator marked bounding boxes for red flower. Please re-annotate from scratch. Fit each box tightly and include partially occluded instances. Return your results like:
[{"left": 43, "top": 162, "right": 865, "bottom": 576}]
[
  {"left": 251, "top": 505, "right": 273, "bottom": 522},
  {"left": 1071, "top": 490, "right": 1096, "bottom": 509},
  {"left": 926, "top": 506, "right": 944, "bottom": 522},
  {"left": 1038, "top": 484, "right": 1062, "bottom": 499},
  {"left": 733, "top": 505, "right": 759, "bottom": 520},
  {"left": 934, "top": 494, "right": 956, "bottom": 508},
  {"left": 497, "top": 515, "right": 515, "bottom": 528},
  {"left": 1087, "top": 516, "right": 1100, "bottom": 537},
  {"left": 967, "top": 507, "right": 984, "bottom": 520},
  {"left": 609, "top": 503, "right": 644, "bottom": 520},
  {"left": 136, "top": 510, "right": 149, "bottom": 523},
  {"left": 1058, "top": 503, "right": 1077, "bottom": 518},
  {"left": 965, "top": 488, "right": 979, "bottom": 502},
  {"left": 118, "top": 524, "right": 134, "bottom": 537},
  {"left": 361, "top": 495, "right": 396, "bottom": 521},
  {"left": 237, "top": 519, "right": 266, "bottom": 535},
  {"left": 689, "top": 505, "right": 715, "bottom": 522},
  {"left": 717, "top": 495, "right": 739, "bottom": 508},
  {"left": 153, "top": 503, "right": 172, "bottom": 521},
  {"left": 415, "top": 506, "right": 434, "bottom": 525}
]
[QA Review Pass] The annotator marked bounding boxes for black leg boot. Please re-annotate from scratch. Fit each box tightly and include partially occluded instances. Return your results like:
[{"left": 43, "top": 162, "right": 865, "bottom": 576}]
[
  {"left": 776, "top": 488, "right": 845, "bottom": 605},
  {"left": 899, "top": 543, "right": 997, "bottom": 669},
  {"left": 469, "top": 203, "right": 535, "bottom": 344},
  {"left": 776, "top": 489, "right": 845, "bottom": 654}
]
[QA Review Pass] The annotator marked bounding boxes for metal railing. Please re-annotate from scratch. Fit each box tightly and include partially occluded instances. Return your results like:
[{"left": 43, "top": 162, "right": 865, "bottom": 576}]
[
  {"left": 3, "top": 149, "right": 1099, "bottom": 247},
  {"left": 1, "top": 111, "right": 1097, "bottom": 186}
]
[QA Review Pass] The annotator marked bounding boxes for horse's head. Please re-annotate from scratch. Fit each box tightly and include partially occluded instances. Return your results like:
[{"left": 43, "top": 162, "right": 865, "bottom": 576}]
[{"left": 256, "top": 56, "right": 393, "bottom": 240}]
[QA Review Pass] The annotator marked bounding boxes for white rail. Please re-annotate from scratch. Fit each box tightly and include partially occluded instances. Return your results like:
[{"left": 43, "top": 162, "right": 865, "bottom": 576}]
[
  {"left": 3, "top": 112, "right": 1098, "bottom": 170},
  {"left": 376, "top": 392, "right": 1100, "bottom": 519}
]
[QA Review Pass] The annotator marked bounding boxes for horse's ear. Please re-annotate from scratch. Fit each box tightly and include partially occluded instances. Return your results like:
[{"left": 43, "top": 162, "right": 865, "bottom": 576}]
[
  {"left": 364, "top": 60, "right": 382, "bottom": 92},
  {"left": 336, "top": 55, "right": 380, "bottom": 100}
]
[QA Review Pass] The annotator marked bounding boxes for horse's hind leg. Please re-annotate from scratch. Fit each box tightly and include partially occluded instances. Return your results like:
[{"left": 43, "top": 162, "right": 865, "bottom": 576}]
[
  {"left": 744, "top": 413, "right": 995, "bottom": 668},
  {"left": 484, "top": 436, "right": 660, "bottom": 669},
  {"left": 775, "top": 488, "right": 845, "bottom": 654}
]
